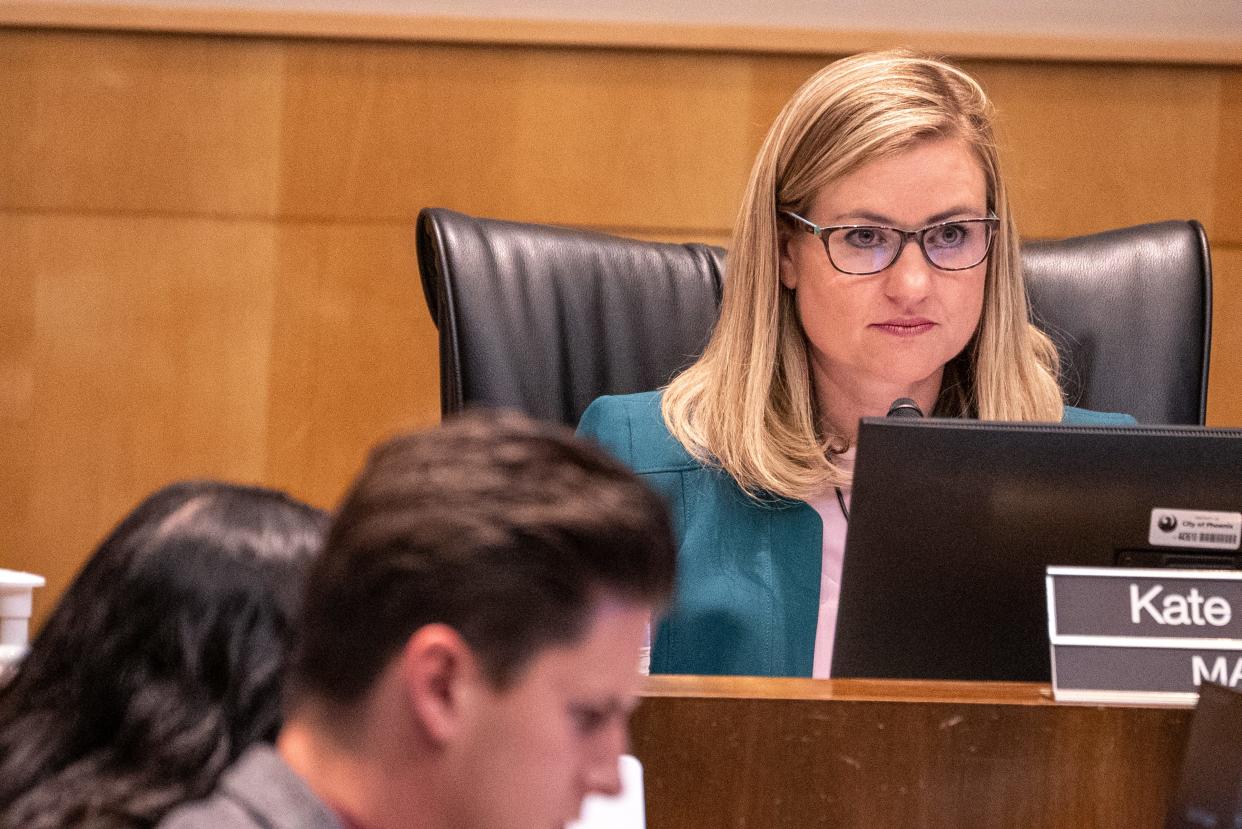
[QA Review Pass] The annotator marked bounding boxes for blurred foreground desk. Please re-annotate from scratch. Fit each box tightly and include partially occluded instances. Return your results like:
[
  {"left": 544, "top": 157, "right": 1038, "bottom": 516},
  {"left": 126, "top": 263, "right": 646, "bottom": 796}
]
[{"left": 632, "top": 676, "right": 1191, "bottom": 828}]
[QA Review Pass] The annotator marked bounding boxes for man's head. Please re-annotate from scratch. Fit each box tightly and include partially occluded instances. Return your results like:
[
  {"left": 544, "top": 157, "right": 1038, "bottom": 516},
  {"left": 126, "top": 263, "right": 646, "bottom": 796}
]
[{"left": 286, "top": 410, "right": 676, "bottom": 828}]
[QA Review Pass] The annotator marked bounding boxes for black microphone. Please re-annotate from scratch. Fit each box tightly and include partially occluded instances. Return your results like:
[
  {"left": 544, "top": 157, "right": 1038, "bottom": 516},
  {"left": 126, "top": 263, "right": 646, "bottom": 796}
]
[{"left": 886, "top": 398, "right": 925, "bottom": 418}]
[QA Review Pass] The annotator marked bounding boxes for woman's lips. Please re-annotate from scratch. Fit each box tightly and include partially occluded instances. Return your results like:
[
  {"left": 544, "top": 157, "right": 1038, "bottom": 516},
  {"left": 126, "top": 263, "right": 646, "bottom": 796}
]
[{"left": 871, "top": 319, "right": 936, "bottom": 336}]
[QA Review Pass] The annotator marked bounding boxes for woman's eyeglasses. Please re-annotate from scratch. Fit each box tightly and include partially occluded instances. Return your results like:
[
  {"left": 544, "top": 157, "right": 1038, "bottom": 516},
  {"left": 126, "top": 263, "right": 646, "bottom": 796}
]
[{"left": 782, "top": 211, "right": 1000, "bottom": 275}]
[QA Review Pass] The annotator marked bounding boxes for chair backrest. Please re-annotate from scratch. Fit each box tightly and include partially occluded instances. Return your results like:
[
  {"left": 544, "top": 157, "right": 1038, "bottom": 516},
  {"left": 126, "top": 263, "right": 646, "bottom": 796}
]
[
  {"left": 417, "top": 208, "right": 726, "bottom": 426},
  {"left": 417, "top": 208, "right": 1211, "bottom": 426},
  {"left": 1022, "top": 221, "right": 1211, "bottom": 424}
]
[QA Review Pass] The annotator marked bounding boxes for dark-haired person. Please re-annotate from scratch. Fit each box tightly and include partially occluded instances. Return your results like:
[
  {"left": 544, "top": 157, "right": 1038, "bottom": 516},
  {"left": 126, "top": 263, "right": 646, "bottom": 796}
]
[
  {"left": 0, "top": 481, "right": 328, "bottom": 829},
  {"left": 579, "top": 50, "right": 1134, "bottom": 678},
  {"left": 160, "top": 410, "right": 677, "bottom": 829}
]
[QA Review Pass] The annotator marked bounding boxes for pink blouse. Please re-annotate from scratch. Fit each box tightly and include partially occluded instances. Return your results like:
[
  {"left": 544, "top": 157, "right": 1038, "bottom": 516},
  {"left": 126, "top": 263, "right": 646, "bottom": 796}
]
[{"left": 806, "top": 451, "right": 854, "bottom": 678}]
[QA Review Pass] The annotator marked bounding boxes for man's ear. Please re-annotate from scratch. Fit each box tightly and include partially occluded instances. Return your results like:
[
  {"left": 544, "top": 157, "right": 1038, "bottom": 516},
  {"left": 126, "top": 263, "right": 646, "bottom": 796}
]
[{"left": 397, "top": 624, "right": 481, "bottom": 747}]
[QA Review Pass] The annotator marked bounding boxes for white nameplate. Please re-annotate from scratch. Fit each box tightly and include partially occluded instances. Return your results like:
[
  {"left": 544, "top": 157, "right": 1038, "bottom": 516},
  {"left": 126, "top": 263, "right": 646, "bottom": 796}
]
[
  {"left": 1148, "top": 508, "right": 1242, "bottom": 551},
  {"left": 1047, "top": 567, "right": 1242, "bottom": 705}
]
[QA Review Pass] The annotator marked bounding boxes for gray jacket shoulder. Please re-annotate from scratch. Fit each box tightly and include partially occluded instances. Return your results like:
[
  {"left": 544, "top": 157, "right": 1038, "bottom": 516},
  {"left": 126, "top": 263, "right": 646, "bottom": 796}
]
[
  {"left": 160, "top": 796, "right": 263, "bottom": 829},
  {"left": 158, "top": 746, "right": 341, "bottom": 829}
]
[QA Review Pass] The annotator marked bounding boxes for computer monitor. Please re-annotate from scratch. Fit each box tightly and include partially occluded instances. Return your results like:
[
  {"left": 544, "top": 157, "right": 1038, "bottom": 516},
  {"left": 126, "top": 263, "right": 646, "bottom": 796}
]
[{"left": 831, "top": 418, "right": 1242, "bottom": 682}]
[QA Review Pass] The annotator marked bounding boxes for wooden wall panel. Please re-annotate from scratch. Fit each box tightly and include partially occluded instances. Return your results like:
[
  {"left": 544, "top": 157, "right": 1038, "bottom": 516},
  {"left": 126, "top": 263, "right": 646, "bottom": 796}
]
[
  {"left": 1208, "top": 246, "right": 1242, "bottom": 426},
  {"left": 1213, "top": 70, "right": 1242, "bottom": 243},
  {"left": 262, "top": 222, "right": 439, "bottom": 507},
  {"left": 0, "top": 30, "right": 284, "bottom": 216},
  {"left": 0, "top": 214, "right": 279, "bottom": 612},
  {"left": 0, "top": 213, "right": 441, "bottom": 619},
  {"left": 1, "top": 25, "right": 1239, "bottom": 620},
  {"left": 0, "top": 217, "right": 41, "bottom": 599},
  {"left": 974, "top": 61, "right": 1228, "bottom": 241},
  {"left": 276, "top": 42, "right": 759, "bottom": 231}
]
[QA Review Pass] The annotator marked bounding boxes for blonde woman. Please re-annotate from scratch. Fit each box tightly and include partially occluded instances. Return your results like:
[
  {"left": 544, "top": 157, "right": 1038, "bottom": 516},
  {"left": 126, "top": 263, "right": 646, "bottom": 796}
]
[{"left": 578, "top": 51, "right": 1134, "bottom": 678}]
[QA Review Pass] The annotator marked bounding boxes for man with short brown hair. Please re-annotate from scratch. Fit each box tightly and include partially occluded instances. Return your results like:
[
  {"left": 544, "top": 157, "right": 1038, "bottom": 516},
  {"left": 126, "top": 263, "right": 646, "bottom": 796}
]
[{"left": 162, "top": 411, "right": 675, "bottom": 829}]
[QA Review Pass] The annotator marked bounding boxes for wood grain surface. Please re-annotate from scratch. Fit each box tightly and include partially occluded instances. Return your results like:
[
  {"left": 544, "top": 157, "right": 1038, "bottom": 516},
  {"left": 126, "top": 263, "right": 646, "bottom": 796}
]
[
  {"left": 632, "top": 676, "right": 1192, "bottom": 828},
  {"left": 2, "top": 1, "right": 1240, "bottom": 65}
]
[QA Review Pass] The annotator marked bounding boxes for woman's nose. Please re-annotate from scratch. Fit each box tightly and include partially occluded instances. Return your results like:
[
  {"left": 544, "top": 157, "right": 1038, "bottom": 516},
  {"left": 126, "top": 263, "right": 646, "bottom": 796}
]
[{"left": 883, "top": 241, "right": 934, "bottom": 303}]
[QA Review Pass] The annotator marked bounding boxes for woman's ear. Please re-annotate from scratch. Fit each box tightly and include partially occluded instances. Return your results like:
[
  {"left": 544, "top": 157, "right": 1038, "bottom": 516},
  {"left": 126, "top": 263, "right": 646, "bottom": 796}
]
[
  {"left": 398, "top": 624, "right": 481, "bottom": 748},
  {"left": 778, "top": 230, "right": 800, "bottom": 291}
]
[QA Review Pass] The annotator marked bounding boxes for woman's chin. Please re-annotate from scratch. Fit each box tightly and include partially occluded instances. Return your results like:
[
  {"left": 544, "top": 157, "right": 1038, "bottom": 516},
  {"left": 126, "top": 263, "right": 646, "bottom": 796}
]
[{"left": 861, "top": 363, "right": 947, "bottom": 396}]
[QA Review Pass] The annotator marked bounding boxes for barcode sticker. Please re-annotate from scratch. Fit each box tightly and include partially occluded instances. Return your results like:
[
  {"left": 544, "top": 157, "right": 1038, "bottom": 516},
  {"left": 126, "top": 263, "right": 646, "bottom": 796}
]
[{"left": 1149, "top": 508, "right": 1242, "bottom": 551}]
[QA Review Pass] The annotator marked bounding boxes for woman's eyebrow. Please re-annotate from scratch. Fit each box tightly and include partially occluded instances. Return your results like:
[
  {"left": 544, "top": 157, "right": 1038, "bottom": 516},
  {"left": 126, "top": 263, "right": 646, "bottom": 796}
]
[
  {"left": 829, "top": 206, "right": 986, "bottom": 225},
  {"left": 923, "top": 206, "right": 988, "bottom": 224}
]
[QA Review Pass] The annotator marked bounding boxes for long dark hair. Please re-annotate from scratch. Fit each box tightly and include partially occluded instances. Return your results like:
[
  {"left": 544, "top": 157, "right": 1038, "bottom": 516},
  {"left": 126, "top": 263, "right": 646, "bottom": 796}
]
[{"left": 0, "top": 480, "right": 327, "bottom": 829}]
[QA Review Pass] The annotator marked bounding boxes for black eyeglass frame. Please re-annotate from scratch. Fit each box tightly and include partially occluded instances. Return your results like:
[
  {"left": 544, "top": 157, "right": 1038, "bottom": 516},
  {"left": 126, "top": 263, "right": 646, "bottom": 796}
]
[{"left": 781, "top": 211, "right": 1001, "bottom": 276}]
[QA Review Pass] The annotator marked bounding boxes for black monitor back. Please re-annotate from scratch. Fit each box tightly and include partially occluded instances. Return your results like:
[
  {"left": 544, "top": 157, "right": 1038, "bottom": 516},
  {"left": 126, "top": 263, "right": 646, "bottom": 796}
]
[{"left": 832, "top": 419, "right": 1242, "bottom": 682}]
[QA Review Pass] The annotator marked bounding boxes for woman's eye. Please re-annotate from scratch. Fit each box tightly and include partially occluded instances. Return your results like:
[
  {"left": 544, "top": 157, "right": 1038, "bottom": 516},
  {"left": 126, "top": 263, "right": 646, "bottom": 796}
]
[
  {"left": 844, "top": 228, "right": 885, "bottom": 248},
  {"left": 928, "top": 224, "right": 966, "bottom": 248}
]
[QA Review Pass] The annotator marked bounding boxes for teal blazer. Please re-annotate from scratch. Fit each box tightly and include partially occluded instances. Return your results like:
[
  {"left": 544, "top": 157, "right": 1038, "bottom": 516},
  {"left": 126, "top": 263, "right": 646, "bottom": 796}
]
[{"left": 578, "top": 390, "right": 1136, "bottom": 678}]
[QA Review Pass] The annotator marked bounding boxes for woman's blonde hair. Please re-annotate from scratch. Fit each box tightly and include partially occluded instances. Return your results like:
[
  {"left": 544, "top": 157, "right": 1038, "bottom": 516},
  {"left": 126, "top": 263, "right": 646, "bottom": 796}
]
[{"left": 662, "top": 50, "right": 1063, "bottom": 501}]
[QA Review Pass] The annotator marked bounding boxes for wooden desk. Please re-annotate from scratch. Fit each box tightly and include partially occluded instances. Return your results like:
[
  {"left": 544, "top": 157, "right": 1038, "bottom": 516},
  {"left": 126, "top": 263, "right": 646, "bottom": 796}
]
[{"left": 632, "top": 676, "right": 1191, "bottom": 828}]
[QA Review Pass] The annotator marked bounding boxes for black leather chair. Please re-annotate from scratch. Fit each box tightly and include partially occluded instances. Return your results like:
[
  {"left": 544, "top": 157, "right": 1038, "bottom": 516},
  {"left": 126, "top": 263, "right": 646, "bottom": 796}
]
[{"left": 417, "top": 208, "right": 1211, "bottom": 426}]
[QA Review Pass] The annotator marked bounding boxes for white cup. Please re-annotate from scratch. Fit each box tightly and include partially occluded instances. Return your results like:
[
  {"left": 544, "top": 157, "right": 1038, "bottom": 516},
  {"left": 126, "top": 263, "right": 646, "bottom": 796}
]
[{"left": 0, "top": 568, "right": 47, "bottom": 674}]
